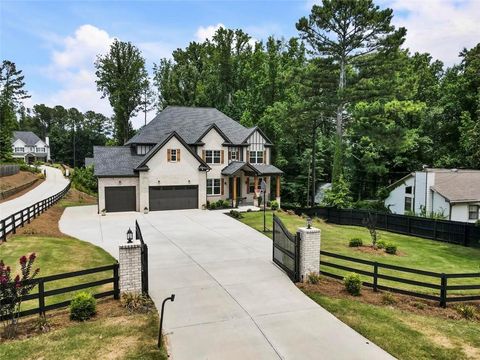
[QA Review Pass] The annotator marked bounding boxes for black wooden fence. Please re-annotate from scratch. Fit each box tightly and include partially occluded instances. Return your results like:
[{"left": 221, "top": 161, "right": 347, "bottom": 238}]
[
  {"left": 0, "top": 182, "right": 71, "bottom": 242},
  {"left": 135, "top": 220, "right": 149, "bottom": 295},
  {"left": 320, "top": 250, "right": 480, "bottom": 307},
  {"left": 0, "top": 264, "right": 119, "bottom": 320},
  {"left": 285, "top": 207, "right": 480, "bottom": 247}
]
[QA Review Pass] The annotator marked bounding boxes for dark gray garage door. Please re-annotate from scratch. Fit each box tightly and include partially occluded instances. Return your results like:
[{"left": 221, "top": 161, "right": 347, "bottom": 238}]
[
  {"left": 149, "top": 185, "right": 198, "bottom": 211},
  {"left": 105, "top": 186, "right": 136, "bottom": 212}
]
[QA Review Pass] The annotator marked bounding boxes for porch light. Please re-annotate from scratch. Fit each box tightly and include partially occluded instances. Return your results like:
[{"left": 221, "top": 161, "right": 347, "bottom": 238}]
[
  {"left": 307, "top": 217, "right": 312, "bottom": 229},
  {"left": 126, "top": 228, "right": 133, "bottom": 243}
]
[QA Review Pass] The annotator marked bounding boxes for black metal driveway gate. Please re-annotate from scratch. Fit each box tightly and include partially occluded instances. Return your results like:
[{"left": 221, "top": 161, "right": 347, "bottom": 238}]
[
  {"left": 272, "top": 214, "right": 300, "bottom": 282},
  {"left": 135, "top": 220, "right": 149, "bottom": 295}
]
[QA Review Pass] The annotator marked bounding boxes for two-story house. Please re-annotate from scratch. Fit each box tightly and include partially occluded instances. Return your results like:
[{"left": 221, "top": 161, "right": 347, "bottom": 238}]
[
  {"left": 12, "top": 131, "right": 51, "bottom": 163},
  {"left": 385, "top": 168, "right": 480, "bottom": 223},
  {"left": 93, "top": 106, "right": 283, "bottom": 212}
]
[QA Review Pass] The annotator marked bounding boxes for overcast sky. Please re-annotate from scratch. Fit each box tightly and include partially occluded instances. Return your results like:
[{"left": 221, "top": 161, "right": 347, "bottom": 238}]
[{"left": 2, "top": 0, "right": 479, "bottom": 129}]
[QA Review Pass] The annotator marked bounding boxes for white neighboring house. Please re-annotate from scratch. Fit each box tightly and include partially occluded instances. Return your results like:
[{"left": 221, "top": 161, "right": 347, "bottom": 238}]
[
  {"left": 385, "top": 168, "right": 480, "bottom": 223},
  {"left": 12, "top": 131, "right": 51, "bottom": 163},
  {"left": 93, "top": 106, "right": 283, "bottom": 213}
]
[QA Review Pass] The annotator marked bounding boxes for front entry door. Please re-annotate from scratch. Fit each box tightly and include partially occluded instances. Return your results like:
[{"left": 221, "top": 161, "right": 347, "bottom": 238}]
[{"left": 228, "top": 177, "right": 242, "bottom": 206}]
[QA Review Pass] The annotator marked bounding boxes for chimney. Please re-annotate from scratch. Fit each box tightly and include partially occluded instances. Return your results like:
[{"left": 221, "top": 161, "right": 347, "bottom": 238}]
[{"left": 45, "top": 136, "right": 50, "bottom": 146}]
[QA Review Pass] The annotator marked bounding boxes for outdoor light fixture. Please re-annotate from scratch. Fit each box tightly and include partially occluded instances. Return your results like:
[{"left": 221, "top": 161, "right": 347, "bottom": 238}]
[
  {"left": 158, "top": 294, "right": 175, "bottom": 348},
  {"left": 307, "top": 217, "right": 312, "bottom": 229},
  {"left": 126, "top": 228, "right": 133, "bottom": 243}
]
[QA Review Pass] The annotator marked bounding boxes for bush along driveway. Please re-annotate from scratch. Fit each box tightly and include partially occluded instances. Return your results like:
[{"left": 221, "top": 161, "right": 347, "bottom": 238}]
[{"left": 60, "top": 206, "right": 395, "bottom": 360}]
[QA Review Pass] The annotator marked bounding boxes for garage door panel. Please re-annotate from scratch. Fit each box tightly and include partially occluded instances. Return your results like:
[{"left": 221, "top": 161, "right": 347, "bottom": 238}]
[
  {"left": 105, "top": 186, "right": 136, "bottom": 212},
  {"left": 149, "top": 186, "right": 198, "bottom": 211}
]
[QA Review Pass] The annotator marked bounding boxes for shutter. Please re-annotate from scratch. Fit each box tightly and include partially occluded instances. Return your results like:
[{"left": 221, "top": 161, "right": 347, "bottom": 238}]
[
  {"left": 221, "top": 150, "right": 225, "bottom": 163},
  {"left": 263, "top": 150, "right": 266, "bottom": 164},
  {"left": 246, "top": 150, "right": 250, "bottom": 163},
  {"left": 246, "top": 177, "right": 250, "bottom": 193},
  {"left": 221, "top": 180, "right": 224, "bottom": 195},
  {"left": 167, "top": 149, "right": 171, "bottom": 162},
  {"left": 228, "top": 150, "right": 231, "bottom": 161},
  {"left": 202, "top": 150, "right": 205, "bottom": 160},
  {"left": 177, "top": 149, "right": 181, "bottom": 161}
]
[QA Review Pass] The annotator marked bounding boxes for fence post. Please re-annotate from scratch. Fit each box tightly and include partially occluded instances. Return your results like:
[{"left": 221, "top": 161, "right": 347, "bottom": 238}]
[
  {"left": 12, "top": 214, "right": 16, "bottom": 234},
  {"left": 407, "top": 216, "right": 411, "bottom": 234},
  {"left": 433, "top": 219, "right": 437, "bottom": 240},
  {"left": 463, "top": 224, "right": 469, "bottom": 247},
  {"left": 38, "top": 279, "right": 45, "bottom": 316},
  {"left": 385, "top": 214, "right": 388, "bottom": 231},
  {"left": 297, "top": 226, "right": 321, "bottom": 282},
  {"left": 373, "top": 262, "right": 378, "bottom": 292},
  {"left": 113, "top": 263, "right": 120, "bottom": 300},
  {"left": 1, "top": 219, "right": 6, "bottom": 242},
  {"left": 440, "top": 274, "right": 447, "bottom": 308}
]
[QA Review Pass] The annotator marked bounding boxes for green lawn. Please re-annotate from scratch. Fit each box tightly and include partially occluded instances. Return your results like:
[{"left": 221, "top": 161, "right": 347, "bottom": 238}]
[
  {"left": 1, "top": 236, "right": 115, "bottom": 310},
  {"left": 239, "top": 211, "right": 480, "bottom": 295},
  {"left": 0, "top": 302, "right": 168, "bottom": 360},
  {"left": 304, "top": 289, "right": 480, "bottom": 360}
]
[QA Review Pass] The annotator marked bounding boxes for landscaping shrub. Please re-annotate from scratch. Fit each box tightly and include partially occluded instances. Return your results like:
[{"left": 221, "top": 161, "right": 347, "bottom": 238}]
[
  {"left": 385, "top": 243, "right": 397, "bottom": 255},
  {"left": 229, "top": 210, "right": 242, "bottom": 219},
  {"left": 222, "top": 200, "right": 231, "bottom": 208},
  {"left": 343, "top": 273, "right": 362, "bottom": 296},
  {"left": 209, "top": 202, "right": 217, "bottom": 210},
  {"left": 455, "top": 304, "right": 477, "bottom": 320},
  {"left": 362, "top": 212, "right": 379, "bottom": 248},
  {"left": 270, "top": 200, "right": 279, "bottom": 211},
  {"left": 349, "top": 238, "right": 363, "bottom": 247},
  {"left": 72, "top": 166, "right": 97, "bottom": 195},
  {"left": 376, "top": 240, "right": 387, "bottom": 249},
  {"left": 307, "top": 272, "right": 320, "bottom": 285},
  {"left": 381, "top": 292, "right": 397, "bottom": 305},
  {"left": 70, "top": 292, "right": 96, "bottom": 321},
  {"left": 121, "top": 292, "right": 152, "bottom": 313}
]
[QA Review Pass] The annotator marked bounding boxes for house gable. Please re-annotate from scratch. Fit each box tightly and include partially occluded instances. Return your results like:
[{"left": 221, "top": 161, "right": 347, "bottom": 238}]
[{"left": 12, "top": 139, "right": 26, "bottom": 148}]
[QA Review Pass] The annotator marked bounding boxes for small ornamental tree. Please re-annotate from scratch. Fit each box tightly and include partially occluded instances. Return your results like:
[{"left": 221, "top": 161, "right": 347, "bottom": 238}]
[
  {"left": 362, "top": 212, "right": 379, "bottom": 248},
  {"left": 0, "top": 253, "right": 40, "bottom": 338}
]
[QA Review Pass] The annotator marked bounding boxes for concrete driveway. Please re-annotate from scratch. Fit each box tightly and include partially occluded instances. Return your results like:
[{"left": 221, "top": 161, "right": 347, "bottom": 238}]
[
  {"left": 0, "top": 166, "right": 69, "bottom": 219},
  {"left": 60, "top": 206, "right": 394, "bottom": 360}
]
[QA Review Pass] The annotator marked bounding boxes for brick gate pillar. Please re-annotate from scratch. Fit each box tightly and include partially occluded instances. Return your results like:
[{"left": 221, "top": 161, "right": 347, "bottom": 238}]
[
  {"left": 119, "top": 239, "right": 142, "bottom": 294},
  {"left": 297, "top": 226, "right": 321, "bottom": 282}
]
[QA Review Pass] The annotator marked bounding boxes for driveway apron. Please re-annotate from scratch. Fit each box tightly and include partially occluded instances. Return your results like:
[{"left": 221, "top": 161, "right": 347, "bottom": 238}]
[{"left": 60, "top": 206, "right": 395, "bottom": 360}]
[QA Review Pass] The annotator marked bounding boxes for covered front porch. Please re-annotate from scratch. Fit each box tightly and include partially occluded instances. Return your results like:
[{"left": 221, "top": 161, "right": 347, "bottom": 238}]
[{"left": 221, "top": 161, "right": 283, "bottom": 208}]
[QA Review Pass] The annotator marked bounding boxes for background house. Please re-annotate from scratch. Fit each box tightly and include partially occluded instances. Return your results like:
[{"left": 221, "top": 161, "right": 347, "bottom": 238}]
[
  {"left": 11, "top": 131, "right": 51, "bottom": 163},
  {"left": 385, "top": 168, "right": 480, "bottom": 223}
]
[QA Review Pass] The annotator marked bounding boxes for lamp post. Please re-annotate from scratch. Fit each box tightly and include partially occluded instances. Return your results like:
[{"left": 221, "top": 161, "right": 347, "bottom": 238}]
[
  {"left": 158, "top": 294, "right": 175, "bottom": 348},
  {"left": 261, "top": 179, "right": 267, "bottom": 232},
  {"left": 126, "top": 228, "right": 133, "bottom": 243},
  {"left": 307, "top": 217, "right": 312, "bottom": 229}
]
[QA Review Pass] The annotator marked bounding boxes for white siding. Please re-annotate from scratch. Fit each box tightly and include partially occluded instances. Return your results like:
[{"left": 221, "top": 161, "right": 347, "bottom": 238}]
[
  {"left": 431, "top": 191, "right": 450, "bottom": 218},
  {"left": 246, "top": 130, "right": 270, "bottom": 164},
  {"left": 451, "top": 202, "right": 480, "bottom": 223},
  {"left": 384, "top": 176, "right": 414, "bottom": 214}
]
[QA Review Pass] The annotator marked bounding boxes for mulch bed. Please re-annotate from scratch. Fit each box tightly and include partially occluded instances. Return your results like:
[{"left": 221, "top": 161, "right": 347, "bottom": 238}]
[
  {"left": 298, "top": 276, "right": 480, "bottom": 321},
  {"left": 352, "top": 245, "right": 406, "bottom": 257},
  {"left": 11, "top": 188, "right": 96, "bottom": 238}
]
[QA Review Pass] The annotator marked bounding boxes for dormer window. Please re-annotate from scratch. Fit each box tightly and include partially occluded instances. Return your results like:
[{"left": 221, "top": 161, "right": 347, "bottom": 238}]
[
  {"left": 229, "top": 149, "right": 239, "bottom": 162},
  {"left": 137, "top": 145, "right": 152, "bottom": 155}
]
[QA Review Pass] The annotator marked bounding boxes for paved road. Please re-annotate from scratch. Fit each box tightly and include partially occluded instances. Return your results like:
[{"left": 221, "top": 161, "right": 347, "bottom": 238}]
[
  {"left": 60, "top": 206, "right": 394, "bottom": 360},
  {"left": 0, "top": 166, "right": 69, "bottom": 219}
]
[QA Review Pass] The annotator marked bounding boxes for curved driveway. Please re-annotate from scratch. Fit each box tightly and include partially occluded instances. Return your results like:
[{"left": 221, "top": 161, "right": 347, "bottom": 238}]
[
  {"left": 0, "top": 166, "right": 69, "bottom": 219},
  {"left": 60, "top": 206, "right": 394, "bottom": 360}
]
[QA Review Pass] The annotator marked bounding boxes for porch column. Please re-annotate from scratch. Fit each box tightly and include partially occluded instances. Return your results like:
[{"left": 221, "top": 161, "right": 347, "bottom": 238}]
[
  {"left": 233, "top": 176, "right": 237, "bottom": 207},
  {"left": 276, "top": 175, "right": 281, "bottom": 208},
  {"left": 253, "top": 176, "right": 259, "bottom": 206}
]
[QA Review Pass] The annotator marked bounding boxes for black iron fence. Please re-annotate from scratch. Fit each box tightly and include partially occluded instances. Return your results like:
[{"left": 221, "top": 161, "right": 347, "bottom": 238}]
[
  {"left": 0, "top": 182, "right": 71, "bottom": 242},
  {"left": 0, "top": 264, "right": 119, "bottom": 320},
  {"left": 284, "top": 207, "right": 480, "bottom": 247},
  {"left": 320, "top": 250, "right": 480, "bottom": 307},
  {"left": 135, "top": 220, "right": 149, "bottom": 295},
  {"left": 273, "top": 214, "right": 300, "bottom": 282}
]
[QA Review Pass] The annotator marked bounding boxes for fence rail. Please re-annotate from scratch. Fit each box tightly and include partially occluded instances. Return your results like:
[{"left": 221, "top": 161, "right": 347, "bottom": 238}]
[
  {"left": 320, "top": 250, "right": 480, "bottom": 307},
  {"left": 0, "top": 264, "right": 119, "bottom": 320},
  {"left": 285, "top": 206, "right": 480, "bottom": 247},
  {"left": 0, "top": 182, "right": 71, "bottom": 242}
]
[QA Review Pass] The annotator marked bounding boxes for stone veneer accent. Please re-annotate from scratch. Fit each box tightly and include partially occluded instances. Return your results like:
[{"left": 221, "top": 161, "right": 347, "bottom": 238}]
[
  {"left": 119, "top": 240, "right": 142, "bottom": 294},
  {"left": 297, "top": 227, "right": 321, "bottom": 282}
]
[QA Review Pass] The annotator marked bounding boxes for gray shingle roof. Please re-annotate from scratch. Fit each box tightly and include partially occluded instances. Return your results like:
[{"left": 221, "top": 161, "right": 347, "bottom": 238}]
[
  {"left": 84, "top": 157, "right": 94, "bottom": 167},
  {"left": 430, "top": 170, "right": 480, "bottom": 203},
  {"left": 221, "top": 161, "right": 258, "bottom": 176},
  {"left": 126, "top": 106, "right": 254, "bottom": 145},
  {"left": 93, "top": 146, "right": 144, "bottom": 176},
  {"left": 251, "top": 164, "right": 284, "bottom": 175},
  {"left": 13, "top": 131, "right": 42, "bottom": 146}
]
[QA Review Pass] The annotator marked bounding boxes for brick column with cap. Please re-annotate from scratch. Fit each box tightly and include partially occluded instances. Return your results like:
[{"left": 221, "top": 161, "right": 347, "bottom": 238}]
[
  {"left": 119, "top": 239, "right": 142, "bottom": 294},
  {"left": 297, "top": 226, "right": 321, "bottom": 282}
]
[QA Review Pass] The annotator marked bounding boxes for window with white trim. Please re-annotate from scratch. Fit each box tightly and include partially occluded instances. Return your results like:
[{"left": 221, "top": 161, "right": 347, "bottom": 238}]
[
  {"left": 14, "top": 147, "right": 24, "bottom": 153},
  {"left": 404, "top": 197, "right": 412, "bottom": 212},
  {"left": 36, "top": 147, "right": 45, "bottom": 153},
  {"left": 170, "top": 149, "right": 178, "bottom": 162},
  {"left": 207, "top": 178, "right": 221, "bottom": 195},
  {"left": 249, "top": 151, "right": 264, "bottom": 164},
  {"left": 468, "top": 205, "right": 479, "bottom": 220},
  {"left": 229, "top": 149, "right": 239, "bottom": 162},
  {"left": 248, "top": 177, "right": 256, "bottom": 193},
  {"left": 205, "top": 150, "right": 221, "bottom": 164}
]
